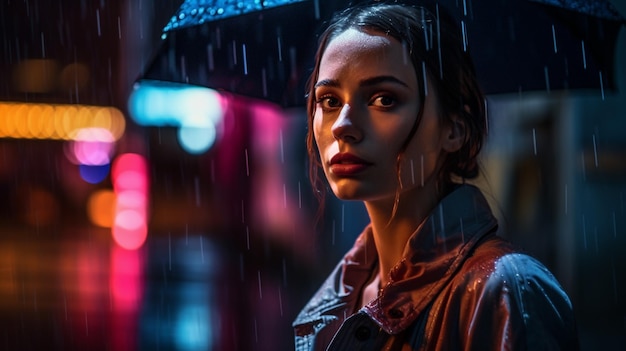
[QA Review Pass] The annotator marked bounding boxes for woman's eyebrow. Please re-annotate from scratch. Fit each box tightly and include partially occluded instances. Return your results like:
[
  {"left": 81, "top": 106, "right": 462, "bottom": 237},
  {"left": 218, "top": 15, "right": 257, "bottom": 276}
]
[
  {"left": 359, "top": 75, "right": 409, "bottom": 88},
  {"left": 314, "top": 79, "right": 339, "bottom": 89},
  {"left": 314, "top": 75, "right": 409, "bottom": 89}
]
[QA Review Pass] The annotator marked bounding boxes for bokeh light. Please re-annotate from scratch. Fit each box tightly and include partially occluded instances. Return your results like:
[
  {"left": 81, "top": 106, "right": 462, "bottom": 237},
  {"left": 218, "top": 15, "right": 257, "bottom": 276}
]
[
  {"left": 79, "top": 164, "right": 111, "bottom": 184},
  {"left": 128, "top": 80, "right": 224, "bottom": 154},
  {"left": 177, "top": 124, "right": 216, "bottom": 154},
  {"left": 0, "top": 102, "right": 125, "bottom": 140},
  {"left": 111, "top": 153, "right": 149, "bottom": 250},
  {"left": 72, "top": 128, "right": 116, "bottom": 165},
  {"left": 11, "top": 59, "right": 60, "bottom": 93},
  {"left": 87, "top": 189, "right": 116, "bottom": 228}
]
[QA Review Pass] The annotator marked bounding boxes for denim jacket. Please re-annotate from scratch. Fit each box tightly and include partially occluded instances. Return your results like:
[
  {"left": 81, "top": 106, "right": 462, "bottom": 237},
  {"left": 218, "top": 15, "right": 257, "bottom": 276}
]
[{"left": 293, "top": 184, "right": 578, "bottom": 350}]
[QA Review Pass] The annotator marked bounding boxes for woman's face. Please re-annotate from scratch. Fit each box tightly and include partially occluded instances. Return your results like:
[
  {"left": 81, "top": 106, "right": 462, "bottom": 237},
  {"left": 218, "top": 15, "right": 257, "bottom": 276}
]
[{"left": 313, "top": 28, "right": 451, "bottom": 203}]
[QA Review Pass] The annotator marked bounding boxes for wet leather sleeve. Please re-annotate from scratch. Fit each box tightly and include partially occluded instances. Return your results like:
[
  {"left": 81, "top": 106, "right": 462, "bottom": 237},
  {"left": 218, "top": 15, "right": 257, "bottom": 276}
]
[{"left": 452, "top": 252, "right": 579, "bottom": 350}]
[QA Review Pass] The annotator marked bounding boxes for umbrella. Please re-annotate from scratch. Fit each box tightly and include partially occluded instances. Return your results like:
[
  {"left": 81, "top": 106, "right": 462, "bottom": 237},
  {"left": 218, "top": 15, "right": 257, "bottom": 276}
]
[{"left": 137, "top": 0, "right": 625, "bottom": 107}]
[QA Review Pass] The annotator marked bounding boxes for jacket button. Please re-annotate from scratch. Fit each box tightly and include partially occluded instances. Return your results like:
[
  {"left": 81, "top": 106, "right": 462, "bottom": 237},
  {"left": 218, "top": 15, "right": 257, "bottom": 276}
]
[
  {"left": 354, "top": 325, "right": 371, "bottom": 341},
  {"left": 388, "top": 308, "right": 404, "bottom": 319}
]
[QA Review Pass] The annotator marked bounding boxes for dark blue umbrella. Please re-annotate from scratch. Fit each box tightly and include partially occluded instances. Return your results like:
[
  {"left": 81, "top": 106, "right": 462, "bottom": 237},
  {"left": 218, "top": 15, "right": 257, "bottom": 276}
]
[{"left": 138, "top": 0, "right": 625, "bottom": 106}]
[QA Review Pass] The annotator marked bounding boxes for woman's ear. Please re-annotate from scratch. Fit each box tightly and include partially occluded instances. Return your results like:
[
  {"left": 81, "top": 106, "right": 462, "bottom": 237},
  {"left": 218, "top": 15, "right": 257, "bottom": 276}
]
[{"left": 442, "top": 113, "right": 467, "bottom": 153}]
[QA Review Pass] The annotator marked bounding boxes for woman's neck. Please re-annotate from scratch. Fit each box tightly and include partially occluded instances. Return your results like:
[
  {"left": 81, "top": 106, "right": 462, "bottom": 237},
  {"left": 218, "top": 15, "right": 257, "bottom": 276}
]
[{"left": 364, "top": 183, "right": 442, "bottom": 287}]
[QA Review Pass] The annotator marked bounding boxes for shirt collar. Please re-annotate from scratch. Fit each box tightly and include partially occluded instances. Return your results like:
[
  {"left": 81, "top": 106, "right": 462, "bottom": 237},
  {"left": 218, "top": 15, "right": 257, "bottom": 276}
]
[{"left": 356, "top": 184, "right": 498, "bottom": 334}]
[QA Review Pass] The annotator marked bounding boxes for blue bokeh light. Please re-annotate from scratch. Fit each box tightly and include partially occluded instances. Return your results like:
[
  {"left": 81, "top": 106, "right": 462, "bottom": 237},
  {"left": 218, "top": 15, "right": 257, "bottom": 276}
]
[{"left": 79, "top": 163, "right": 111, "bottom": 184}]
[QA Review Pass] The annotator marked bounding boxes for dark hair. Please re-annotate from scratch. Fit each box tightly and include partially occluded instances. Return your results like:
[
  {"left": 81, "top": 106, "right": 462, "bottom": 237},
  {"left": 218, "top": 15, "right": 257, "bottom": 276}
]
[{"left": 306, "top": 1, "right": 486, "bottom": 208}]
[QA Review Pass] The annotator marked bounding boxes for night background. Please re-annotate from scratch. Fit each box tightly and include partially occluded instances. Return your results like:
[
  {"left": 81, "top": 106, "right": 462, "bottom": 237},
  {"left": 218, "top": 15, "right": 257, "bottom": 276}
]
[{"left": 1, "top": 0, "right": 625, "bottom": 350}]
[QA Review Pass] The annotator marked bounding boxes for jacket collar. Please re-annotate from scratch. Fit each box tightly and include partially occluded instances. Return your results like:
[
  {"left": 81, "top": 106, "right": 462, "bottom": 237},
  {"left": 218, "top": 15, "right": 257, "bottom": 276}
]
[{"left": 356, "top": 184, "right": 498, "bottom": 334}]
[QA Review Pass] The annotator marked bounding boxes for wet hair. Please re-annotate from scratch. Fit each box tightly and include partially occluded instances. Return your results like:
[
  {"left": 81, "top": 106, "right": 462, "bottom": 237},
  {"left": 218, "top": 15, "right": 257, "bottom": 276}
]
[{"left": 306, "top": 1, "right": 486, "bottom": 209}]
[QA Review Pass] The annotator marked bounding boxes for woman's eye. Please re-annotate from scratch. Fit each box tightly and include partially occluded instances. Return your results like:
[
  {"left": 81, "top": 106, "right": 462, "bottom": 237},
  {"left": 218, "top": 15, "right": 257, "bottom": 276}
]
[
  {"left": 317, "top": 96, "right": 341, "bottom": 109},
  {"left": 371, "top": 95, "right": 396, "bottom": 108}
]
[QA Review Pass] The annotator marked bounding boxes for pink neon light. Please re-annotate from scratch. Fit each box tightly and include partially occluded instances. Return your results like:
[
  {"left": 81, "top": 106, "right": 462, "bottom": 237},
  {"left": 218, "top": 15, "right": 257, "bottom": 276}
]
[
  {"left": 111, "top": 153, "right": 149, "bottom": 250},
  {"left": 112, "top": 218, "right": 147, "bottom": 250}
]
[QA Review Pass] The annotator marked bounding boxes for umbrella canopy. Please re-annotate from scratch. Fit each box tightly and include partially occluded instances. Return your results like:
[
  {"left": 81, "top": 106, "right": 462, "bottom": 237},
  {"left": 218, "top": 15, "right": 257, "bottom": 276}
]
[{"left": 138, "top": 0, "right": 625, "bottom": 107}]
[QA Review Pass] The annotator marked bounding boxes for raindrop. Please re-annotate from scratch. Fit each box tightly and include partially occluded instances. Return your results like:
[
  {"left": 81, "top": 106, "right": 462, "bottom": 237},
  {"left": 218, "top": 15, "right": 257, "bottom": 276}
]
[
  {"left": 298, "top": 181, "right": 302, "bottom": 209},
  {"left": 214, "top": 27, "right": 222, "bottom": 49},
  {"left": 180, "top": 55, "right": 187, "bottom": 82},
  {"left": 246, "top": 225, "right": 250, "bottom": 250},
  {"left": 313, "top": 0, "right": 320, "bottom": 19},
  {"left": 278, "top": 287, "right": 284, "bottom": 316},
  {"left": 582, "top": 215, "right": 587, "bottom": 250},
  {"left": 461, "top": 20, "right": 468, "bottom": 52},
  {"left": 581, "top": 40, "right": 587, "bottom": 69},
  {"left": 232, "top": 40, "right": 238, "bottom": 65},
  {"left": 592, "top": 134, "right": 598, "bottom": 167},
  {"left": 40, "top": 32, "right": 45, "bottom": 58},
  {"left": 422, "top": 62, "right": 428, "bottom": 96},
  {"left": 242, "top": 43, "right": 248, "bottom": 75},
  {"left": 599, "top": 71, "right": 605, "bottom": 100},
  {"left": 544, "top": 66, "right": 551, "bottom": 92},
  {"left": 117, "top": 16, "right": 122, "bottom": 39},
  {"left": 484, "top": 98, "right": 489, "bottom": 134},
  {"left": 280, "top": 129, "right": 284, "bottom": 163},
  {"left": 277, "top": 35, "right": 283, "bottom": 62},
  {"left": 207, "top": 44, "right": 214, "bottom": 71},
  {"left": 200, "top": 236, "right": 205, "bottom": 263},
  {"left": 421, "top": 10, "right": 430, "bottom": 51},
  {"left": 460, "top": 217, "right": 465, "bottom": 242},
  {"left": 258, "top": 270, "right": 263, "bottom": 300},
  {"left": 85, "top": 312, "right": 89, "bottom": 336},
  {"left": 194, "top": 176, "right": 201, "bottom": 206},
  {"left": 532, "top": 128, "right": 537, "bottom": 155},
  {"left": 438, "top": 203, "right": 445, "bottom": 235},
  {"left": 435, "top": 5, "right": 443, "bottom": 79},
  {"left": 96, "top": 9, "right": 101, "bottom": 37},
  {"left": 410, "top": 159, "right": 415, "bottom": 185},
  {"left": 463, "top": 0, "right": 468, "bottom": 16},
  {"left": 289, "top": 47, "right": 297, "bottom": 80},
  {"left": 551, "top": 24, "right": 557, "bottom": 53},
  {"left": 245, "top": 148, "right": 250, "bottom": 176}
]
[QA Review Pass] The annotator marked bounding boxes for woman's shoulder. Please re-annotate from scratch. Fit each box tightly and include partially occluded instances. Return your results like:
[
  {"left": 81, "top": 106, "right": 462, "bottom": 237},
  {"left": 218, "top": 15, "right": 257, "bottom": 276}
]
[
  {"left": 460, "top": 235, "right": 566, "bottom": 295},
  {"left": 437, "top": 235, "right": 579, "bottom": 349}
]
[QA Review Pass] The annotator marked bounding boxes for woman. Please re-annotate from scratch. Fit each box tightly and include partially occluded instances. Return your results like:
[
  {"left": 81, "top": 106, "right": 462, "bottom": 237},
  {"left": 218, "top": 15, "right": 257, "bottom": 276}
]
[{"left": 293, "top": 1, "right": 579, "bottom": 350}]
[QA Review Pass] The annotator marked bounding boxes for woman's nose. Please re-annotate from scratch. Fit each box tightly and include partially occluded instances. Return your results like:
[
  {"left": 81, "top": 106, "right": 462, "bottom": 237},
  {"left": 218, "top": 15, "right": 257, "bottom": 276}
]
[{"left": 331, "top": 104, "right": 363, "bottom": 143}]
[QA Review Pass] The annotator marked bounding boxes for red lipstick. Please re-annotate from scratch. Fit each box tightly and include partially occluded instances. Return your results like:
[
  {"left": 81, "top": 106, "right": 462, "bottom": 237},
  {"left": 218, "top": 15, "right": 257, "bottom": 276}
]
[{"left": 329, "top": 153, "right": 372, "bottom": 176}]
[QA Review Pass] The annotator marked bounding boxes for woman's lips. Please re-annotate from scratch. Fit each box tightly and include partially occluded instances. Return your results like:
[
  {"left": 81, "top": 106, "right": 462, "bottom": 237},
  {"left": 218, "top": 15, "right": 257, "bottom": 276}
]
[{"left": 329, "top": 153, "right": 372, "bottom": 176}]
